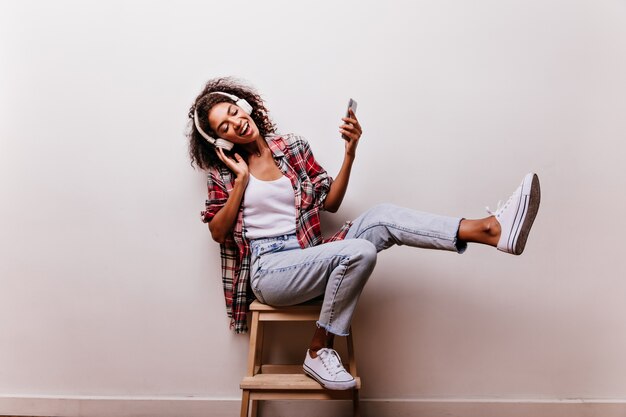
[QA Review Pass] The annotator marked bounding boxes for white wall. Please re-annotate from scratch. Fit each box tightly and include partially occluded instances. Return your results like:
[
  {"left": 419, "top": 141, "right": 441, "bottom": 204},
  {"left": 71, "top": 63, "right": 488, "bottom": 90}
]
[{"left": 1, "top": 0, "right": 625, "bottom": 415}]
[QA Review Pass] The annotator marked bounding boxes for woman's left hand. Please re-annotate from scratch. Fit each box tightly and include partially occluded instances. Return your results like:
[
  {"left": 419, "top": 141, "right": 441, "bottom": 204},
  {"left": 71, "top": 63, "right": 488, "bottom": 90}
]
[{"left": 340, "top": 108, "right": 362, "bottom": 158}]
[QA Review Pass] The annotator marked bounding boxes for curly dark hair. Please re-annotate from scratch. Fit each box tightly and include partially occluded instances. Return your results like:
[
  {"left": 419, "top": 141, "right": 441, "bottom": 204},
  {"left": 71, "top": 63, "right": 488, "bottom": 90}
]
[{"left": 186, "top": 77, "right": 276, "bottom": 170}]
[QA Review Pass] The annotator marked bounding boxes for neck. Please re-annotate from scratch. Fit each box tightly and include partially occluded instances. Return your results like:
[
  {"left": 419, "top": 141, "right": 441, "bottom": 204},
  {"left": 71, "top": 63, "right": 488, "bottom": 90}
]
[{"left": 243, "top": 136, "right": 266, "bottom": 157}]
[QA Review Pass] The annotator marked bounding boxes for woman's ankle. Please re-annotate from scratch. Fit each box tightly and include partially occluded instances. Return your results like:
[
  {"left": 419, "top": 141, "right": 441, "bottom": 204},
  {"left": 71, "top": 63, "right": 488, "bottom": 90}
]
[
  {"left": 309, "top": 327, "right": 335, "bottom": 357},
  {"left": 458, "top": 217, "right": 501, "bottom": 246},
  {"left": 484, "top": 216, "right": 501, "bottom": 245}
]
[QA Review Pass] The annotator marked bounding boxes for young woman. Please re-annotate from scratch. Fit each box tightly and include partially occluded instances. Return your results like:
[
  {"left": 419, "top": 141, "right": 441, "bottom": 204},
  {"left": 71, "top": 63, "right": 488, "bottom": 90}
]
[{"left": 187, "top": 77, "right": 541, "bottom": 390}]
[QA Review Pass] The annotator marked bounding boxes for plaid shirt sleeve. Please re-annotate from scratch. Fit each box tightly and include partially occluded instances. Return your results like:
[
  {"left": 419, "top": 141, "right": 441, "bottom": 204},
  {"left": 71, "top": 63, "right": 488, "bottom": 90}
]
[
  {"left": 201, "top": 167, "right": 229, "bottom": 224},
  {"left": 293, "top": 135, "right": 352, "bottom": 242},
  {"left": 278, "top": 134, "right": 353, "bottom": 248},
  {"left": 297, "top": 135, "right": 332, "bottom": 210}
]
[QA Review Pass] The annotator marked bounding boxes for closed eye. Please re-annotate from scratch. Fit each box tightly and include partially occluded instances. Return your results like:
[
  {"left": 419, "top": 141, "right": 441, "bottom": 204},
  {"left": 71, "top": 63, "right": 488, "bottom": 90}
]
[{"left": 218, "top": 105, "right": 237, "bottom": 133}]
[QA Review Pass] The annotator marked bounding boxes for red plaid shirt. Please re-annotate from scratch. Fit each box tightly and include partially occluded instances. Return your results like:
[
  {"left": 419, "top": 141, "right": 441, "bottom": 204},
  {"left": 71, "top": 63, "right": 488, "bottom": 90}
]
[{"left": 201, "top": 134, "right": 351, "bottom": 333}]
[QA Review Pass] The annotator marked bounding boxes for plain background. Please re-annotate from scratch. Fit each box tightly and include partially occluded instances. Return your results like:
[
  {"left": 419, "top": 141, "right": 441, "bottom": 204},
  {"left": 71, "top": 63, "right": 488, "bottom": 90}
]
[{"left": 1, "top": 0, "right": 626, "bottom": 409}]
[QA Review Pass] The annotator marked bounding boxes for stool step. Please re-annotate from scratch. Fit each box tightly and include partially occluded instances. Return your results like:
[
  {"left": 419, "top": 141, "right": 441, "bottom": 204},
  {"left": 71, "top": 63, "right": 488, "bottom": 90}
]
[
  {"left": 258, "top": 364, "right": 356, "bottom": 375},
  {"left": 241, "top": 372, "right": 361, "bottom": 390}
]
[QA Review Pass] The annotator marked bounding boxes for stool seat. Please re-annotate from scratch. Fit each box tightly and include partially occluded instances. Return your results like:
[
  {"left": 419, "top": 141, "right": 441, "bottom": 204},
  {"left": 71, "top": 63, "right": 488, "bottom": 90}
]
[{"left": 240, "top": 300, "right": 360, "bottom": 417}]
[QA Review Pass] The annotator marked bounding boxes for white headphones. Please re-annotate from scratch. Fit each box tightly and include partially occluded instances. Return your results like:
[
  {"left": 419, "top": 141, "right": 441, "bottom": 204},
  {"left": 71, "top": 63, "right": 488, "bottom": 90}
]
[{"left": 193, "top": 92, "right": 253, "bottom": 151}]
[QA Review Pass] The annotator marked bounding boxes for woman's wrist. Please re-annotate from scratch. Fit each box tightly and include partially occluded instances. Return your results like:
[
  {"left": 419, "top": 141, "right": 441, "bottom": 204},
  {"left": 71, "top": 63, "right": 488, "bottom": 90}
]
[{"left": 234, "top": 172, "right": 249, "bottom": 186}]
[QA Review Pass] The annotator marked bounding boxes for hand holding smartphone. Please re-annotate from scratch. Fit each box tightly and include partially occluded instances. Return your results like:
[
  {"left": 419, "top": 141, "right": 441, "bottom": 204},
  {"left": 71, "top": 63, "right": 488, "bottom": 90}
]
[{"left": 341, "top": 98, "right": 358, "bottom": 140}]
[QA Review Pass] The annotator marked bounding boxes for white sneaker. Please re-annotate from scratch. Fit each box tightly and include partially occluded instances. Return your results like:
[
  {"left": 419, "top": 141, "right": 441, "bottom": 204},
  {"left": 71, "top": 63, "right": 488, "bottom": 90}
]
[
  {"left": 487, "top": 173, "right": 541, "bottom": 255},
  {"left": 303, "top": 348, "right": 356, "bottom": 390}
]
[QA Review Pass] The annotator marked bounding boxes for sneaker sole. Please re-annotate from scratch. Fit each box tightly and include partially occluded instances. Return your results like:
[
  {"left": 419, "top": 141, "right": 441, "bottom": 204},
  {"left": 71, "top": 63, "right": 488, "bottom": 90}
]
[
  {"left": 303, "top": 365, "right": 356, "bottom": 390},
  {"left": 510, "top": 173, "right": 541, "bottom": 255}
]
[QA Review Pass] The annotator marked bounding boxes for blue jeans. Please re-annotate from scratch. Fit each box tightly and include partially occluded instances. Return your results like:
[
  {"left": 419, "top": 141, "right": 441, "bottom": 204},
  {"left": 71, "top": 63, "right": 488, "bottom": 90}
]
[{"left": 249, "top": 203, "right": 466, "bottom": 336}]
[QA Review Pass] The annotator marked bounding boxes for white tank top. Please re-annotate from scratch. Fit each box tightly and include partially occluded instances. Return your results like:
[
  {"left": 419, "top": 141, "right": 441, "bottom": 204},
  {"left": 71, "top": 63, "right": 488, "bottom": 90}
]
[{"left": 243, "top": 174, "right": 296, "bottom": 240}]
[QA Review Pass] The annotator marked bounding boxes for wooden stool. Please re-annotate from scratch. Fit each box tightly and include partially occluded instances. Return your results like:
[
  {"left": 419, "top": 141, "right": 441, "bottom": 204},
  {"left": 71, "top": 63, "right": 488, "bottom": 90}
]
[{"left": 240, "top": 300, "right": 361, "bottom": 417}]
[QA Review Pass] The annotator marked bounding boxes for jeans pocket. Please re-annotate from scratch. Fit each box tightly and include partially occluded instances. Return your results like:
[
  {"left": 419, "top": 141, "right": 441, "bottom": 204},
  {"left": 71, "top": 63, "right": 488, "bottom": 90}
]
[
  {"left": 256, "top": 239, "right": 284, "bottom": 263},
  {"left": 254, "top": 240, "right": 286, "bottom": 257},
  {"left": 251, "top": 239, "right": 286, "bottom": 279}
]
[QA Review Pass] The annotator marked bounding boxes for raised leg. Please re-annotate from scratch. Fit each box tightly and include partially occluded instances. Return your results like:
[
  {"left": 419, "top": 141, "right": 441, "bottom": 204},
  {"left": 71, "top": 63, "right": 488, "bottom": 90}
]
[{"left": 345, "top": 203, "right": 466, "bottom": 253}]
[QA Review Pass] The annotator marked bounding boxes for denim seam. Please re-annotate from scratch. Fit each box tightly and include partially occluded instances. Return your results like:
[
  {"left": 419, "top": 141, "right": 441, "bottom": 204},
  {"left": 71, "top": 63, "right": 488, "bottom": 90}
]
[
  {"left": 326, "top": 255, "right": 350, "bottom": 334},
  {"left": 252, "top": 284, "right": 266, "bottom": 304},
  {"left": 352, "top": 221, "right": 456, "bottom": 242},
  {"left": 259, "top": 255, "right": 349, "bottom": 275}
]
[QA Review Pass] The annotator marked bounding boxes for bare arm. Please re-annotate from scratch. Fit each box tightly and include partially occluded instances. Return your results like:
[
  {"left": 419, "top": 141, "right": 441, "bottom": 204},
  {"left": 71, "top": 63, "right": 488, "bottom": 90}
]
[
  {"left": 208, "top": 148, "right": 249, "bottom": 243},
  {"left": 323, "top": 109, "right": 362, "bottom": 213}
]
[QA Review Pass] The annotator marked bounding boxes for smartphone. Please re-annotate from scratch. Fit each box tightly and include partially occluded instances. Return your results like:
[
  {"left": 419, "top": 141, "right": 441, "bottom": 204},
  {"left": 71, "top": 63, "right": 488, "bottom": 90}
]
[{"left": 341, "top": 98, "right": 358, "bottom": 140}]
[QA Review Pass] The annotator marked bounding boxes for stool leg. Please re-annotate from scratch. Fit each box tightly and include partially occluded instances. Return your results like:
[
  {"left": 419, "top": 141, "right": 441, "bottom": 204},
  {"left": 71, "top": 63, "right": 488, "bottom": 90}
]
[
  {"left": 254, "top": 320, "right": 264, "bottom": 375},
  {"left": 250, "top": 397, "right": 259, "bottom": 417},
  {"left": 352, "top": 389, "right": 360, "bottom": 417},
  {"left": 347, "top": 326, "right": 358, "bottom": 377},
  {"left": 243, "top": 311, "right": 260, "bottom": 417},
  {"left": 348, "top": 326, "right": 360, "bottom": 417},
  {"left": 247, "top": 311, "right": 261, "bottom": 376},
  {"left": 240, "top": 389, "right": 250, "bottom": 417}
]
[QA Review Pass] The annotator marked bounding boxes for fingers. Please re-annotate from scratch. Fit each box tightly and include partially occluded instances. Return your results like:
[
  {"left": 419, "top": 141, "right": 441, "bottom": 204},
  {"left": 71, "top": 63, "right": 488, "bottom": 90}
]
[
  {"left": 215, "top": 147, "right": 249, "bottom": 180},
  {"left": 340, "top": 122, "right": 361, "bottom": 135},
  {"left": 217, "top": 147, "right": 238, "bottom": 163},
  {"left": 340, "top": 111, "right": 362, "bottom": 142},
  {"left": 216, "top": 147, "right": 228, "bottom": 163},
  {"left": 339, "top": 128, "right": 360, "bottom": 142},
  {"left": 343, "top": 108, "right": 360, "bottom": 125},
  {"left": 216, "top": 147, "right": 237, "bottom": 170},
  {"left": 341, "top": 109, "right": 362, "bottom": 134}
]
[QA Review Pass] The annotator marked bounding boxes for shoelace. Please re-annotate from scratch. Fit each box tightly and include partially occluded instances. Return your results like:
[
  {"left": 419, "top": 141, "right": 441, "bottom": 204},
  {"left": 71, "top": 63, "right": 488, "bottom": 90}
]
[
  {"left": 487, "top": 181, "right": 523, "bottom": 217},
  {"left": 486, "top": 187, "right": 518, "bottom": 216},
  {"left": 318, "top": 349, "right": 345, "bottom": 376},
  {"left": 485, "top": 199, "right": 505, "bottom": 217}
]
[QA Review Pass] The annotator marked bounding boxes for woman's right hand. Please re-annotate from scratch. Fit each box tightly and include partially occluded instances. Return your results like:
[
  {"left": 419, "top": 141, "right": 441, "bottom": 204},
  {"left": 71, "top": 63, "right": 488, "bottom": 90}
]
[{"left": 216, "top": 148, "right": 249, "bottom": 183}]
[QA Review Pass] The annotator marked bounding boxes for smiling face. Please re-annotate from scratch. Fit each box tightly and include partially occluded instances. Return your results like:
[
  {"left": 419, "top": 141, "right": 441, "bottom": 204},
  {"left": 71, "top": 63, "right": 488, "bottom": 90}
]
[{"left": 207, "top": 102, "right": 260, "bottom": 144}]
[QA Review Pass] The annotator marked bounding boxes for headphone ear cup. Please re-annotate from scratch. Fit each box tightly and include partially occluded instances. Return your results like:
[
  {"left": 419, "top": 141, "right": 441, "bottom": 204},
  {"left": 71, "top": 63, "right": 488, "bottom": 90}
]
[
  {"left": 215, "top": 139, "right": 235, "bottom": 151},
  {"left": 237, "top": 98, "right": 253, "bottom": 115}
]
